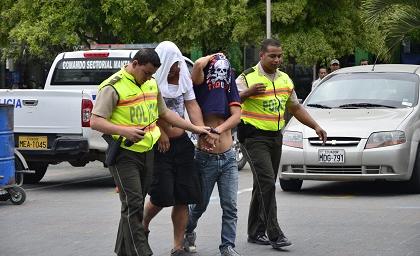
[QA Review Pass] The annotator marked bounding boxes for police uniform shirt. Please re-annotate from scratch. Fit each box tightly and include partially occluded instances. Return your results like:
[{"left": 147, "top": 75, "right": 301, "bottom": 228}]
[
  {"left": 235, "top": 62, "right": 300, "bottom": 108},
  {"left": 92, "top": 84, "right": 169, "bottom": 119}
]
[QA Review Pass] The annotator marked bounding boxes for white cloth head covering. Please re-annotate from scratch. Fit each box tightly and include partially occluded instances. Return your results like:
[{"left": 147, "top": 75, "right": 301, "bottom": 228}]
[{"left": 154, "top": 41, "right": 193, "bottom": 98}]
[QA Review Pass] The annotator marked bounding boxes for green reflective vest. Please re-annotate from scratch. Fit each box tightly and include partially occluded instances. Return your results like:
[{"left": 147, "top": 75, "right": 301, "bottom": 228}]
[
  {"left": 98, "top": 69, "right": 160, "bottom": 153},
  {"left": 241, "top": 65, "right": 294, "bottom": 131}
]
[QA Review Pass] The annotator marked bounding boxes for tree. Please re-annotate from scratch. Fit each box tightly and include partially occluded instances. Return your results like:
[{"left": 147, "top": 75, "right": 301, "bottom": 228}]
[
  {"left": 0, "top": 0, "right": 386, "bottom": 67},
  {"left": 233, "top": 0, "right": 385, "bottom": 66},
  {"left": 362, "top": 0, "right": 420, "bottom": 58},
  {"left": 0, "top": 0, "right": 156, "bottom": 60}
]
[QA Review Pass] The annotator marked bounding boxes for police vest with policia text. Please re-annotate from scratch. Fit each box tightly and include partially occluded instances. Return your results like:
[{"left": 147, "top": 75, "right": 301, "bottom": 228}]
[
  {"left": 98, "top": 69, "right": 161, "bottom": 153},
  {"left": 241, "top": 66, "right": 294, "bottom": 131}
]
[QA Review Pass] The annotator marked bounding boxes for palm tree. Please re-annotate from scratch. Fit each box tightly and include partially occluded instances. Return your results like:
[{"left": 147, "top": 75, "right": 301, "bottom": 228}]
[{"left": 362, "top": 0, "right": 420, "bottom": 52}]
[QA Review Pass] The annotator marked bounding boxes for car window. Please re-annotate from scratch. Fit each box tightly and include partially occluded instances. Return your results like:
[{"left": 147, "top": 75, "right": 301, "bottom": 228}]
[
  {"left": 306, "top": 73, "right": 419, "bottom": 108},
  {"left": 51, "top": 58, "right": 130, "bottom": 85}
]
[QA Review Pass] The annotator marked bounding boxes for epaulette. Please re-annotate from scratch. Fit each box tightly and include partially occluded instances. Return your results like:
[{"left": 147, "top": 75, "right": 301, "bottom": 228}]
[
  {"left": 240, "top": 67, "right": 255, "bottom": 88},
  {"left": 242, "top": 67, "right": 255, "bottom": 76},
  {"left": 107, "top": 75, "right": 122, "bottom": 86}
]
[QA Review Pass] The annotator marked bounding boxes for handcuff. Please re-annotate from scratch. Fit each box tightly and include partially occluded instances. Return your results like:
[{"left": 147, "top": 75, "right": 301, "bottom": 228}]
[{"left": 200, "top": 127, "right": 221, "bottom": 137}]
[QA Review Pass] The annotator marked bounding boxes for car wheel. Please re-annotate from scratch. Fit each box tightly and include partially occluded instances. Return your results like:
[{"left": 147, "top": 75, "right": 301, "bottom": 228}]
[
  {"left": 23, "top": 162, "right": 48, "bottom": 184},
  {"left": 407, "top": 151, "right": 420, "bottom": 193},
  {"left": 279, "top": 178, "right": 303, "bottom": 192}
]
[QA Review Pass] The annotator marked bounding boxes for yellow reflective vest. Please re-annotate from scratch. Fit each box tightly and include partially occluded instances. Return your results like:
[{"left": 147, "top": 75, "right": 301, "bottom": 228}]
[
  {"left": 241, "top": 65, "right": 294, "bottom": 131},
  {"left": 98, "top": 68, "right": 160, "bottom": 153}
]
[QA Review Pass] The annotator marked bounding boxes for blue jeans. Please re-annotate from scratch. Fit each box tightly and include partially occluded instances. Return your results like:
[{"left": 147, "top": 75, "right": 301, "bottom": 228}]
[{"left": 187, "top": 148, "right": 239, "bottom": 251}]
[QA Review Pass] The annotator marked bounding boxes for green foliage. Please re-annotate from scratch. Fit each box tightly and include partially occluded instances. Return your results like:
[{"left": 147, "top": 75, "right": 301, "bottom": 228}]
[
  {"left": 232, "top": 0, "right": 385, "bottom": 65},
  {"left": 362, "top": 0, "right": 420, "bottom": 60},
  {"left": 0, "top": 0, "right": 388, "bottom": 67}
]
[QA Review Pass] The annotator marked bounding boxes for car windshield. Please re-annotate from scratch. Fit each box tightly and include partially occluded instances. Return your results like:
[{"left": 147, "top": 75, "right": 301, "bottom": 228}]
[
  {"left": 51, "top": 58, "right": 131, "bottom": 85},
  {"left": 306, "top": 73, "right": 419, "bottom": 109}
]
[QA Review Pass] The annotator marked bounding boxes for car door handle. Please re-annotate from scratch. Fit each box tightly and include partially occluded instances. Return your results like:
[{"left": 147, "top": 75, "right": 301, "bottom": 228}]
[{"left": 22, "top": 99, "right": 38, "bottom": 106}]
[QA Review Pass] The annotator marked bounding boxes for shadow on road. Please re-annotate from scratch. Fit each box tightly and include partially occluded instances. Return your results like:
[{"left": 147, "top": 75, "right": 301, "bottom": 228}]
[
  {"left": 286, "top": 180, "right": 417, "bottom": 197},
  {"left": 24, "top": 175, "right": 116, "bottom": 192}
]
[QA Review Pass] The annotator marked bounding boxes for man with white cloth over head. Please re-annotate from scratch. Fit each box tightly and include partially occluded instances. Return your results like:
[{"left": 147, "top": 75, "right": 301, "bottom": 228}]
[{"left": 143, "top": 41, "right": 205, "bottom": 256}]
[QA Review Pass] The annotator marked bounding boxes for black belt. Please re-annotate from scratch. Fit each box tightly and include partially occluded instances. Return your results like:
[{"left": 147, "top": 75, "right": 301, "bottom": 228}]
[
  {"left": 254, "top": 128, "right": 281, "bottom": 137},
  {"left": 241, "top": 121, "right": 281, "bottom": 138}
]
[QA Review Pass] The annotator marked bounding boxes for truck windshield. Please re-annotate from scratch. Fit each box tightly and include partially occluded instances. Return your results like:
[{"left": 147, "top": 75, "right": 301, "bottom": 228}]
[{"left": 51, "top": 58, "right": 130, "bottom": 85}]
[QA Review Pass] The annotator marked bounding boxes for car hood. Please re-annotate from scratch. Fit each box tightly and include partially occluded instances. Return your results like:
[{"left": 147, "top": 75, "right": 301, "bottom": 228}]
[{"left": 285, "top": 108, "right": 414, "bottom": 138}]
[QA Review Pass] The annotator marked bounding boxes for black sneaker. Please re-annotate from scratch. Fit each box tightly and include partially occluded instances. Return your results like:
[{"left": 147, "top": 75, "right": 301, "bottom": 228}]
[
  {"left": 247, "top": 234, "right": 270, "bottom": 245},
  {"left": 220, "top": 245, "right": 241, "bottom": 256},
  {"left": 184, "top": 231, "right": 197, "bottom": 253},
  {"left": 170, "top": 248, "right": 188, "bottom": 256},
  {"left": 270, "top": 236, "right": 292, "bottom": 249}
]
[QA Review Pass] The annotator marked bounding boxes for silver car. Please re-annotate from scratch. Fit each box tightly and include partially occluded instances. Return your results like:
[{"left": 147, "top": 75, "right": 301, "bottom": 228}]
[{"left": 279, "top": 64, "right": 420, "bottom": 192}]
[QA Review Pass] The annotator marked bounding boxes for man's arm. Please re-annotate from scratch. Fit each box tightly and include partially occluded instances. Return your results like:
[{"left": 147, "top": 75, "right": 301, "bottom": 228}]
[
  {"left": 159, "top": 109, "right": 209, "bottom": 135},
  {"left": 214, "top": 105, "right": 241, "bottom": 133},
  {"left": 185, "top": 99, "right": 205, "bottom": 126},
  {"left": 191, "top": 55, "right": 213, "bottom": 85},
  {"left": 287, "top": 104, "right": 327, "bottom": 142}
]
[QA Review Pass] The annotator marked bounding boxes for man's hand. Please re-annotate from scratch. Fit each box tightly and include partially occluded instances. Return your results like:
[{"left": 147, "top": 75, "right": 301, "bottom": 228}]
[
  {"left": 121, "top": 127, "right": 146, "bottom": 143},
  {"left": 204, "top": 133, "right": 219, "bottom": 149},
  {"left": 315, "top": 125, "right": 327, "bottom": 143},
  {"left": 192, "top": 125, "right": 211, "bottom": 136},
  {"left": 198, "top": 135, "right": 216, "bottom": 151},
  {"left": 157, "top": 131, "right": 170, "bottom": 153},
  {"left": 249, "top": 83, "right": 267, "bottom": 96}
]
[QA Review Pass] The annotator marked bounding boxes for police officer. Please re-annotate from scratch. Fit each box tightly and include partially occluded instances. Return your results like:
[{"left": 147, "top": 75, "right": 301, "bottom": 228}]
[
  {"left": 90, "top": 48, "right": 209, "bottom": 256},
  {"left": 236, "top": 39, "right": 327, "bottom": 250}
]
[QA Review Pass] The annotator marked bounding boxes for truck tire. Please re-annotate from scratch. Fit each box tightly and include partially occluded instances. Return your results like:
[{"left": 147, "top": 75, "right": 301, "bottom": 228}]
[
  {"left": 24, "top": 162, "right": 48, "bottom": 184},
  {"left": 69, "top": 160, "right": 88, "bottom": 167},
  {"left": 279, "top": 178, "right": 303, "bottom": 192},
  {"left": 14, "top": 156, "right": 24, "bottom": 184}
]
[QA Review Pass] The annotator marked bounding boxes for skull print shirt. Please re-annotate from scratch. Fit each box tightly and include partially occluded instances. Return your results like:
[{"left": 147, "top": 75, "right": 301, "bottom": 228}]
[{"left": 193, "top": 54, "right": 241, "bottom": 118}]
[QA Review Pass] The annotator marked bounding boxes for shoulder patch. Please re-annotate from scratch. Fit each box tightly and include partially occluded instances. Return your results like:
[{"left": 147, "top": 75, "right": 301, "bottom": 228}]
[
  {"left": 242, "top": 67, "right": 255, "bottom": 76},
  {"left": 108, "top": 75, "right": 122, "bottom": 86}
]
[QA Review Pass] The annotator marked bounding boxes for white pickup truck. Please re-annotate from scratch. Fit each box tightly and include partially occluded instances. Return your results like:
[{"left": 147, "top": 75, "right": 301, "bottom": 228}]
[
  {"left": 0, "top": 89, "right": 93, "bottom": 183},
  {"left": 0, "top": 49, "right": 141, "bottom": 183}
]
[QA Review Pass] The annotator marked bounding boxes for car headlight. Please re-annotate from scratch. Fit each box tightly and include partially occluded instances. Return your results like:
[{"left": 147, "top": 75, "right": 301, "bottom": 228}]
[
  {"left": 365, "top": 131, "right": 406, "bottom": 149},
  {"left": 283, "top": 131, "right": 303, "bottom": 149}
]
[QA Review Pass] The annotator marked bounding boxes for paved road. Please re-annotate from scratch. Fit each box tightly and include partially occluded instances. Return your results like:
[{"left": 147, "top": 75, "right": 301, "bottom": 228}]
[{"left": 1, "top": 162, "right": 420, "bottom": 256}]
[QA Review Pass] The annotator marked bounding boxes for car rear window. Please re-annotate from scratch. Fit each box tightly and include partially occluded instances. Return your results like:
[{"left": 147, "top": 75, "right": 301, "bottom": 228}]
[
  {"left": 307, "top": 73, "right": 420, "bottom": 108},
  {"left": 51, "top": 58, "right": 130, "bottom": 86}
]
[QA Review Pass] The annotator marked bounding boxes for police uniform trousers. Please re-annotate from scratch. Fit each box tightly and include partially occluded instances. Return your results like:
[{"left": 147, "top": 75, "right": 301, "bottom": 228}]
[
  {"left": 109, "top": 148, "right": 154, "bottom": 256},
  {"left": 244, "top": 134, "right": 285, "bottom": 241}
]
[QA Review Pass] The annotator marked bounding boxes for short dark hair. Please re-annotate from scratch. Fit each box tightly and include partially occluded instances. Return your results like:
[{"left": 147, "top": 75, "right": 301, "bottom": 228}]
[
  {"left": 132, "top": 48, "right": 161, "bottom": 68},
  {"left": 261, "top": 38, "right": 281, "bottom": 52},
  {"left": 360, "top": 58, "right": 368, "bottom": 62}
]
